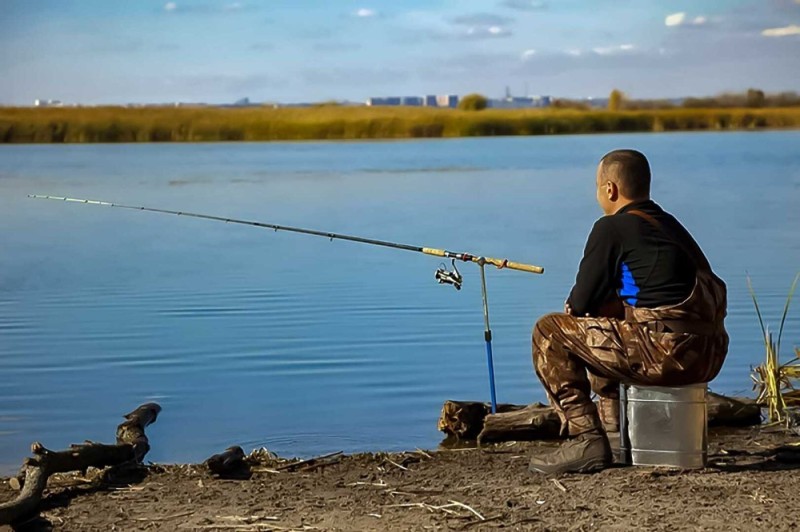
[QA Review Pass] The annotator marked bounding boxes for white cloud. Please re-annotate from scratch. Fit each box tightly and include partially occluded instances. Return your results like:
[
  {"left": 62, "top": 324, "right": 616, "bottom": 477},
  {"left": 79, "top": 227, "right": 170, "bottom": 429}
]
[
  {"left": 665, "top": 12, "right": 685, "bottom": 27},
  {"left": 356, "top": 8, "right": 377, "bottom": 18},
  {"left": 521, "top": 49, "right": 536, "bottom": 60},
  {"left": 464, "top": 25, "right": 511, "bottom": 38},
  {"left": 401, "top": 10, "right": 512, "bottom": 40},
  {"left": 666, "top": 12, "right": 708, "bottom": 27},
  {"left": 224, "top": 2, "right": 243, "bottom": 10},
  {"left": 452, "top": 14, "right": 512, "bottom": 39},
  {"left": 164, "top": 2, "right": 177, "bottom": 11},
  {"left": 565, "top": 49, "right": 582, "bottom": 57},
  {"left": 762, "top": 24, "right": 800, "bottom": 37},
  {"left": 593, "top": 44, "right": 635, "bottom": 55}
]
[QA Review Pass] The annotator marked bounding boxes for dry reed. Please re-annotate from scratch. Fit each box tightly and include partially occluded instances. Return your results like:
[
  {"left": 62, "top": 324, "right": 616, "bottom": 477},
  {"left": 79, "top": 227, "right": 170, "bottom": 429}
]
[
  {"left": 1, "top": 106, "right": 800, "bottom": 143},
  {"left": 750, "top": 273, "right": 800, "bottom": 424}
]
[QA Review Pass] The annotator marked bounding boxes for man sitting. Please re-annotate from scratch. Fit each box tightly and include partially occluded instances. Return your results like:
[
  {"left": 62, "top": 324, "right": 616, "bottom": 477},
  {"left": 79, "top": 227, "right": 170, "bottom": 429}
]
[{"left": 528, "top": 149, "right": 729, "bottom": 475}]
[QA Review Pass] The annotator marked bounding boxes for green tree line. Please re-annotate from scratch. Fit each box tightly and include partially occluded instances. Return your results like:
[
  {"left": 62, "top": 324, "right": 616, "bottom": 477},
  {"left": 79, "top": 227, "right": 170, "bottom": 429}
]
[{"left": 604, "top": 88, "right": 800, "bottom": 111}]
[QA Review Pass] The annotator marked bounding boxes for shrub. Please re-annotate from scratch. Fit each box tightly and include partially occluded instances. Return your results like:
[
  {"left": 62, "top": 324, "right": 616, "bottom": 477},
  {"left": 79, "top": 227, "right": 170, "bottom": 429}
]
[{"left": 457, "top": 94, "right": 488, "bottom": 111}]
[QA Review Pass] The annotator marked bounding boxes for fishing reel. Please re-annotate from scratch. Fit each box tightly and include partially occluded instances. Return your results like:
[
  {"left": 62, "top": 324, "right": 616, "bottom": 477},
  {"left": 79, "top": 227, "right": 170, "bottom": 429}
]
[{"left": 435, "top": 259, "right": 463, "bottom": 290}]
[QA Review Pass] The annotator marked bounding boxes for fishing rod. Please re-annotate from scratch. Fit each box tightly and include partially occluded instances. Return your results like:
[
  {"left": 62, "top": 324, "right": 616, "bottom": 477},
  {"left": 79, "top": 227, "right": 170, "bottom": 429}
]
[
  {"left": 29, "top": 194, "right": 545, "bottom": 412},
  {"left": 29, "top": 195, "right": 543, "bottom": 275}
]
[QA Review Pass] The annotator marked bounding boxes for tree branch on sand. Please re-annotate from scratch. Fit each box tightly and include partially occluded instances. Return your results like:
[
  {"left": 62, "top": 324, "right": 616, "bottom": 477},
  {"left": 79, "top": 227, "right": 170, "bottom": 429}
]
[{"left": 0, "top": 403, "right": 161, "bottom": 526}]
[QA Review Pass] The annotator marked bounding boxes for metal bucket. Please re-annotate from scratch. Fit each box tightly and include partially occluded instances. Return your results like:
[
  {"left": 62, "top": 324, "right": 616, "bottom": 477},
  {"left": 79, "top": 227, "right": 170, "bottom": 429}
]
[{"left": 619, "top": 383, "right": 708, "bottom": 468}]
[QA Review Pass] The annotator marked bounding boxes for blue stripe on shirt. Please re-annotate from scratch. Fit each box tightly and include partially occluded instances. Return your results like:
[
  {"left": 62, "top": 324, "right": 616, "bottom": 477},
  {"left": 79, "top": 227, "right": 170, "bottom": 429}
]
[{"left": 619, "top": 262, "right": 640, "bottom": 306}]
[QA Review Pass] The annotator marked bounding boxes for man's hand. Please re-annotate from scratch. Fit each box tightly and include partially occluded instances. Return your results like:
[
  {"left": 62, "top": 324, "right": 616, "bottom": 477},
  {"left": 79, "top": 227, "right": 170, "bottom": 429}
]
[{"left": 565, "top": 299, "right": 590, "bottom": 317}]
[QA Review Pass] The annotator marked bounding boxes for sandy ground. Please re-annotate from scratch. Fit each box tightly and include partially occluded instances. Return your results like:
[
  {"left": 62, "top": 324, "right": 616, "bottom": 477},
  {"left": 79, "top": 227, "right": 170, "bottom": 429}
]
[{"left": 2, "top": 427, "right": 800, "bottom": 531}]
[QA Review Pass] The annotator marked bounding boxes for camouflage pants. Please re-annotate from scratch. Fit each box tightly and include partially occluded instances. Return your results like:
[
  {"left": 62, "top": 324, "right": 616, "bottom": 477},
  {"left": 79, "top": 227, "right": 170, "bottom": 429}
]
[{"left": 531, "top": 312, "right": 727, "bottom": 436}]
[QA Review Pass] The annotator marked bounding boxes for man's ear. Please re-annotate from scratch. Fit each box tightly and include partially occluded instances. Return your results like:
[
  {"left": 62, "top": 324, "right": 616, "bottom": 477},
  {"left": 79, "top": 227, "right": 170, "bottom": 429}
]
[{"left": 606, "top": 181, "right": 618, "bottom": 201}]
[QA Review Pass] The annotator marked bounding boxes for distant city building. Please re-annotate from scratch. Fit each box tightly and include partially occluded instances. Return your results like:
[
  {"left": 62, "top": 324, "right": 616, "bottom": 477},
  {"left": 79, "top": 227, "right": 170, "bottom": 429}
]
[
  {"left": 436, "top": 94, "right": 459, "bottom": 108},
  {"left": 366, "top": 96, "right": 402, "bottom": 106},
  {"left": 488, "top": 95, "right": 551, "bottom": 109},
  {"left": 34, "top": 99, "right": 63, "bottom": 107},
  {"left": 367, "top": 94, "right": 472, "bottom": 108},
  {"left": 366, "top": 96, "right": 427, "bottom": 106},
  {"left": 401, "top": 96, "right": 423, "bottom": 106},
  {"left": 216, "top": 97, "right": 259, "bottom": 108}
]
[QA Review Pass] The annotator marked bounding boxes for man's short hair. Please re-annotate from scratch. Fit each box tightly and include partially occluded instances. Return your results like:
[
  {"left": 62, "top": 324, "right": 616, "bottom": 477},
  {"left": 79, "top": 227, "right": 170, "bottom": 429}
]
[{"left": 599, "top": 149, "right": 651, "bottom": 199}]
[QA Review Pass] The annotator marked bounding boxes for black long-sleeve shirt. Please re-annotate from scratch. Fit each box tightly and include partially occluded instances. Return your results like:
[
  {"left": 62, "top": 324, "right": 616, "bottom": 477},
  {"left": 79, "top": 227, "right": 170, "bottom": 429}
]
[{"left": 567, "top": 200, "right": 709, "bottom": 317}]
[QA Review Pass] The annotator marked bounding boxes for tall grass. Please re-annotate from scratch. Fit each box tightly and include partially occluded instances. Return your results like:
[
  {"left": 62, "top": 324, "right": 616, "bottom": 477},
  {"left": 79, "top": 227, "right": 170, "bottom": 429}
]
[
  {"left": 2, "top": 106, "right": 800, "bottom": 143},
  {"left": 749, "top": 273, "right": 800, "bottom": 424}
]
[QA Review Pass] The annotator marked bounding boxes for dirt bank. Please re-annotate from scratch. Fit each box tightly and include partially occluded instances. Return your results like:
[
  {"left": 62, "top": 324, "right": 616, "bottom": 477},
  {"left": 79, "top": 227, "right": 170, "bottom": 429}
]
[{"left": 2, "top": 427, "right": 799, "bottom": 531}]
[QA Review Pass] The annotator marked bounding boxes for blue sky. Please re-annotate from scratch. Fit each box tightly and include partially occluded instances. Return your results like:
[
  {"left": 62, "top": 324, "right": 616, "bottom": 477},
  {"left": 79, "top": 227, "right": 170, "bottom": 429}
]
[{"left": 1, "top": 0, "right": 799, "bottom": 104}]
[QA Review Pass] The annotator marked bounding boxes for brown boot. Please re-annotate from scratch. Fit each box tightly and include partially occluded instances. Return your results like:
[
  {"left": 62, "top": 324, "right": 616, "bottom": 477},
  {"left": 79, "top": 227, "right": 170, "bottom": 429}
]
[
  {"left": 528, "top": 430, "right": 612, "bottom": 474},
  {"left": 599, "top": 397, "right": 620, "bottom": 433}
]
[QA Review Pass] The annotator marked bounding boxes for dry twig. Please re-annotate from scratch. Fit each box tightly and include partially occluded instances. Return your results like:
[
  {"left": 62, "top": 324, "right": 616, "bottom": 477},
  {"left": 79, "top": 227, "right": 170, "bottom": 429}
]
[
  {"left": 133, "top": 510, "right": 195, "bottom": 521},
  {"left": 275, "top": 451, "right": 343, "bottom": 472},
  {"left": 251, "top": 467, "right": 281, "bottom": 474},
  {"left": 446, "top": 500, "right": 486, "bottom": 520},
  {"left": 385, "top": 500, "right": 485, "bottom": 520},
  {"left": 215, "top": 515, "right": 280, "bottom": 522},
  {"left": 346, "top": 480, "right": 388, "bottom": 487},
  {"left": 415, "top": 448, "right": 433, "bottom": 459},
  {"left": 385, "top": 457, "right": 410, "bottom": 471}
]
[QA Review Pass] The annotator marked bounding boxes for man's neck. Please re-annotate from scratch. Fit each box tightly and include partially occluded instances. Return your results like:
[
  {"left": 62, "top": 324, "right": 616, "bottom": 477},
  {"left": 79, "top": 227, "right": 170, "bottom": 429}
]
[{"left": 612, "top": 197, "right": 650, "bottom": 215}]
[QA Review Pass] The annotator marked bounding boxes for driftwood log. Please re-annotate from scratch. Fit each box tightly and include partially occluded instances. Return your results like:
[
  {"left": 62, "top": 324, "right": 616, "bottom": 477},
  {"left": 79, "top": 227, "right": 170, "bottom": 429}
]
[
  {"left": 0, "top": 402, "right": 161, "bottom": 526},
  {"left": 439, "top": 393, "right": 761, "bottom": 444}
]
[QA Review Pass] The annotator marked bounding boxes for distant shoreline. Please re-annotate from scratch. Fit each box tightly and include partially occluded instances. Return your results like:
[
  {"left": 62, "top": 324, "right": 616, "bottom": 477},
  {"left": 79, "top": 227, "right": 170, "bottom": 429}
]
[{"left": 1, "top": 106, "right": 799, "bottom": 143}]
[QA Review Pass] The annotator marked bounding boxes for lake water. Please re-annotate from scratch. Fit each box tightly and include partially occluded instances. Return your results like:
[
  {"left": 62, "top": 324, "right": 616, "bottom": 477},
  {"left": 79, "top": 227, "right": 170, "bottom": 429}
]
[{"left": 1, "top": 132, "right": 798, "bottom": 473}]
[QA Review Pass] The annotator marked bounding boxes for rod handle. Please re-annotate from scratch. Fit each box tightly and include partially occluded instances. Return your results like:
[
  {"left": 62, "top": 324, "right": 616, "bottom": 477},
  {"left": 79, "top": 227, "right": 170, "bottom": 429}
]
[
  {"left": 422, "top": 247, "right": 446, "bottom": 257},
  {"left": 422, "top": 248, "right": 544, "bottom": 274},
  {"left": 482, "top": 257, "right": 544, "bottom": 274}
]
